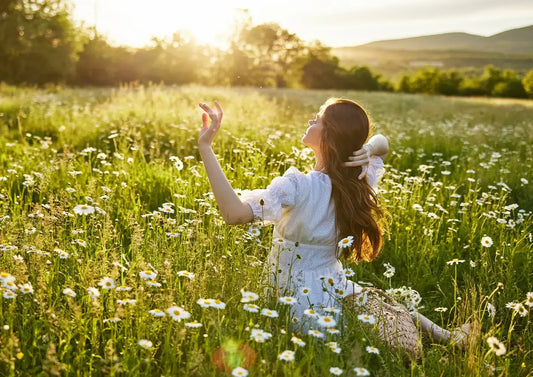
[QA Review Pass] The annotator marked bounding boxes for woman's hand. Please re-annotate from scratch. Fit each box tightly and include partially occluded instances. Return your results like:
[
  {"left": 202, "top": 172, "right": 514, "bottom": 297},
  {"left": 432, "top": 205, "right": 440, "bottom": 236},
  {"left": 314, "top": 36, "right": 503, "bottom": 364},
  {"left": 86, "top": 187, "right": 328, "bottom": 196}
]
[
  {"left": 344, "top": 145, "right": 370, "bottom": 180},
  {"left": 198, "top": 101, "right": 223, "bottom": 149}
]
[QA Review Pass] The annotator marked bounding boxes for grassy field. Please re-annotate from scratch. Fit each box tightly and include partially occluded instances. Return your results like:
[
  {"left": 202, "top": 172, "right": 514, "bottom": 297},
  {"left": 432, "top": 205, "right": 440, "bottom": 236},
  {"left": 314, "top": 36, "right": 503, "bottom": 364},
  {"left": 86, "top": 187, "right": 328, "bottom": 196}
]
[{"left": 0, "top": 84, "right": 532, "bottom": 376}]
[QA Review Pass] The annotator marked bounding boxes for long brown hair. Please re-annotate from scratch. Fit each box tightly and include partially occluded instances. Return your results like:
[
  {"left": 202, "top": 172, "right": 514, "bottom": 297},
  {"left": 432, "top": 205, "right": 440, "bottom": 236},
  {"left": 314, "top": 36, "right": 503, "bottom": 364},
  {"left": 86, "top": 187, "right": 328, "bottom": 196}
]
[{"left": 319, "top": 98, "right": 383, "bottom": 263}]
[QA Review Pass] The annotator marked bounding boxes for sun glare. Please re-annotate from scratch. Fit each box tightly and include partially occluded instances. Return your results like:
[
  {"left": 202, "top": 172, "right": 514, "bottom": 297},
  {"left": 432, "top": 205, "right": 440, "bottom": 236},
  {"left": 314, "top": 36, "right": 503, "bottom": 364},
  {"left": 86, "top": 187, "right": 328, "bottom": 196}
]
[{"left": 74, "top": 0, "right": 244, "bottom": 48}]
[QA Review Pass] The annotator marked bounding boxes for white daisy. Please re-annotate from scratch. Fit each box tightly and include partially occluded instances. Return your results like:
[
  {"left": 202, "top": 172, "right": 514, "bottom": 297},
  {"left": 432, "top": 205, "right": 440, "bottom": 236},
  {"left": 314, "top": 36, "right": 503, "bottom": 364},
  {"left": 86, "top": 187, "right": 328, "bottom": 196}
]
[
  {"left": 317, "top": 315, "right": 337, "bottom": 328},
  {"left": 139, "top": 270, "right": 157, "bottom": 280},
  {"left": 98, "top": 277, "right": 116, "bottom": 290},
  {"left": 87, "top": 287, "right": 100, "bottom": 299},
  {"left": 526, "top": 292, "right": 533, "bottom": 308},
  {"left": 177, "top": 270, "right": 195, "bottom": 279},
  {"left": 330, "top": 367, "right": 343, "bottom": 375},
  {"left": 338, "top": 236, "right": 354, "bottom": 249},
  {"left": 148, "top": 309, "right": 165, "bottom": 317},
  {"left": 232, "top": 367, "right": 248, "bottom": 377},
  {"left": 357, "top": 314, "right": 376, "bottom": 325},
  {"left": 278, "top": 350, "right": 295, "bottom": 361},
  {"left": 291, "top": 336, "right": 306, "bottom": 347},
  {"left": 73, "top": 204, "right": 95, "bottom": 215},
  {"left": 366, "top": 346, "right": 379, "bottom": 354},
  {"left": 19, "top": 283, "right": 34, "bottom": 294},
  {"left": 344, "top": 268, "right": 355, "bottom": 277},
  {"left": 250, "top": 329, "right": 272, "bottom": 343},
  {"left": 481, "top": 236, "right": 493, "bottom": 248},
  {"left": 308, "top": 329, "right": 325, "bottom": 339},
  {"left": 138, "top": 339, "right": 153, "bottom": 349},
  {"left": 303, "top": 308, "right": 319, "bottom": 318},
  {"left": 185, "top": 320, "right": 203, "bottom": 328},
  {"left": 166, "top": 306, "right": 191, "bottom": 321},
  {"left": 260, "top": 308, "right": 279, "bottom": 318},
  {"left": 299, "top": 287, "right": 311, "bottom": 296},
  {"left": 278, "top": 296, "right": 297, "bottom": 305},
  {"left": 197, "top": 298, "right": 213, "bottom": 308},
  {"left": 211, "top": 299, "right": 226, "bottom": 309},
  {"left": 63, "top": 288, "right": 76, "bottom": 297},
  {"left": 3, "top": 290, "right": 16, "bottom": 299},
  {"left": 354, "top": 367, "right": 371, "bottom": 376},
  {"left": 487, "top": 337, "right": 506, "bottom": 356},
  {"left": 240, "top": 289, "right": 259, "bottom": 302},
  {"left": 243, "top": 304, "right": 260, "bottom": 313}
]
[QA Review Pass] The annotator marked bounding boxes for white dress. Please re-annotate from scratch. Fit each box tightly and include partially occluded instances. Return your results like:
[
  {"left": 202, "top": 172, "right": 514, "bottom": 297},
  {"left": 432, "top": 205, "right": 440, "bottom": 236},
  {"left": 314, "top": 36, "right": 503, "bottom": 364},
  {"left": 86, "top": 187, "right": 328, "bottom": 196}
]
[{"left": 239, "top": 157, "right": 385, "bottom": 323}]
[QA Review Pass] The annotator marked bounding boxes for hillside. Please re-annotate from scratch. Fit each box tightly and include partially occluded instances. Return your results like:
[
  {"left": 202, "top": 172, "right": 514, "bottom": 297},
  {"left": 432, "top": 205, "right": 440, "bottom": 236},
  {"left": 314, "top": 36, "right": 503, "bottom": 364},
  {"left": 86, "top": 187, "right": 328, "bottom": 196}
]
[{"left": 331, "top": 25, "right": 533, "bottom": 79}]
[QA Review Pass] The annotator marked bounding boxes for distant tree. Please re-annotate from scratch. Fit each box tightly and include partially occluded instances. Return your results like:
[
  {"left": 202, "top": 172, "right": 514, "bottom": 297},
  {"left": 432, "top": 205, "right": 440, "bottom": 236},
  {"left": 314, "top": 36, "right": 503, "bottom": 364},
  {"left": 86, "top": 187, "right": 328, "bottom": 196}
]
[
  {"left": 492, "top": 80, "right": 527, "bottom": 98},
  {"left": 523, "top": 68, "right": 533, "bottom": 98},
  {"left": 435, "top": 70, "right": 463, "bottom": 95},
  {"left": 396, "top": 75, "right": 411, "bottom": 93},
  {"left": 341, "top": 66, "right": 380, "bottom": 91},
  {"left": 299, "top": 43, "right": 341, "bottom": 89},
  {"left": 0, "top": 0, "right": 82, "bottom": 84},
  {"left": 408, "top": 67, "right": 441, "bottom": 94}
]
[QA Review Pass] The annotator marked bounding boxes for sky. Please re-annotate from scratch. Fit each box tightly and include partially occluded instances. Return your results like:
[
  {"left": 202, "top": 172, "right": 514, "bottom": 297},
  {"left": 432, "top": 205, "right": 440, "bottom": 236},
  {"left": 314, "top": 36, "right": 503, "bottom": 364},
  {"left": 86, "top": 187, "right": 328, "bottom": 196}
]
[{"left": 71, "top": 0, "right": 533, "bottom": 48}]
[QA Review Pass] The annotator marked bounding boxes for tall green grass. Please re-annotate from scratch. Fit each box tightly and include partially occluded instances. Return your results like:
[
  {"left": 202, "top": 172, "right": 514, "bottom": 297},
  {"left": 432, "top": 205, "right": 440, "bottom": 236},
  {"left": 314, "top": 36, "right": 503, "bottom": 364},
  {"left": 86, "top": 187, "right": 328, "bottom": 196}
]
[{"left": 0, "top": 84, "right": 531, "bottom": 376}]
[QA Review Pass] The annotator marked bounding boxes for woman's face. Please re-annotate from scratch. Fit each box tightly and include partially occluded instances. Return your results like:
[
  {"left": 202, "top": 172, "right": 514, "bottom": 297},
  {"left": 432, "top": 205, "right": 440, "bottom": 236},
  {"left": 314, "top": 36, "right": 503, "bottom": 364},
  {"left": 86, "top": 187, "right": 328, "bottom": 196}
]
[{"left": 302, "top": 113, "right": 323, "bottom": 150}]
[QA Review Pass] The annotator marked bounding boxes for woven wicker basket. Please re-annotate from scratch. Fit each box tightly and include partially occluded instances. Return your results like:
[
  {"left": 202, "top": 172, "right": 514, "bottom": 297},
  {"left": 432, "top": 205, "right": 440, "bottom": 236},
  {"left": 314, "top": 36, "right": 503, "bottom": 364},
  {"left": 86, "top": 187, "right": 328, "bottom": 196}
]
[{"left": 346, "top": 287, "right": 424, "bottom": 359}]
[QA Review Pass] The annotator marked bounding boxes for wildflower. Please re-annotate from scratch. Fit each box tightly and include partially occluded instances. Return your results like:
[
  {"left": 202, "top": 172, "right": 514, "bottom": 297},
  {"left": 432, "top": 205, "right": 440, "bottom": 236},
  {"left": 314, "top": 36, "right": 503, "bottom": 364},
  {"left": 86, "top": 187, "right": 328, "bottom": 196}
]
[
  {"left": 327, "top": 328, "right": 340, "bottom": 335},
  {"left": 354, "top": 368, "right": 371, "bottom": 376},
  {"left": 303, "top": 308, "right": 319, "bottom": 318},
  {"left": 166, "top": 306, "right": 191, "bottom": 321},
  {"left": 63, "top": 288, "right": 76, "bottom": 297},
  {"left": 291, "top": 336, "right": 306, "bottom": 347},
  {"left": 240, "top": 289, "right": 259, "bottom": 302},
  {"left": 73, "top": 204, "right": 95, "bottom": 215},
  {"left": 434, "top": 307, "right": 448, "bottom": 313},
  {"left": 3, "top": 290, "right": 16, "bottom": 299},
  {"left": 357, "top": 314, "right": 376, "bottom": 325},
  {"left": 354, "top": 291, "right": 368, "bottom": 306},
  {"left": 117, "top": 299, "right": 137, "bottom": 306},
  {"left": 232, "top": 367, "right": 248, "bottom": 377},
  {"left": 446, "top": 259, "right": 465, "bottom": 265},
  {"left": 250, "top": 329, "right": 272, "bottom": 343},
  {"left": 185, "top": 320, "right": 203, "bottom": 328},
  {"left": 177, "top": 270, "right": 195, "bottom": 279},
  {"left": 116, "top": 285, "right": 132, "bottom": 292},
  {"left": 2, "top": 280, "right": 17, "bottom": 291},
  {"left": 481, "top": 236, "right": 493, "bottom": 248},
  {"left": 73, "top": 239, "right": 86, "bottom": 247},
  {"left": 261, "top": 308, "right": 279, "bottom": 318},
  {"left": 344, "top": 268, "right": 355, "bottom": 277},
  {"left": 317, "top": 315, "right": 337, "bottom": 328},
  {"left": 505, "top": 302, "right": 518, "bottom": 310},
  {"left": 526, "top": 292, "right": 533, "bottom": 308},
  {"left": 300, "top": 287, "right": 311, "bottom": 295},
  {"left": 248, "top": 226, "right": 260, "bottom": 237},
  {"left": 139, "top": 270, "right": 157, "bottom": 280},
  {"left": 278, "top": 350, "right": 295, "bottom": 362},
  {"left": 146, "top": 281, "right": 162, "bottom": 288},
  {"left": 98, "top": 277, "right": 116, "bottom": 290},
  {"left": 338, "top": 236, "right": 353, "bottom": 248},
  {"left": 487, "top": 337, "right": 506, "bottom": 356},
  {"left": 308, "top": 329, "right": 325, "bottom": 339},
  {"left": 383, "top": 263, "right": 395, "bottom": 278},
  {"left": 516, "top": 303, "right": 528, "bottom": 317},
  {"left": 197, "top": 298, "right": 213, "bottom": 308},
  {"left": 19, "top": 283, "right": 34, "bottom": 294},
  {"left": 243, "top": 304, "right": 260, "bottom": 313},
  {"left": 366, "top": 346, "right": 379, "bottom": 354},
  {"left": 330, "top": 367, "right": 343, "bottom": 375},
  {"left": 470, "top": 260, "right": 476, "bottom": 268},
  {"left": 87, "top": 287, "right": 100, "bottom": 299},
  {"left": 279, "top": 296, "right": 297, "bottom": 305},
  {"left": 211, "top": 299, "right": 226, "bottom": 309},
  {"left": 138, "top": 339, "right": 153, "bottom": 349},
  {"left": 0, "top": 272, "right": 15, "bottom": 283},
  {"left": 149, "top": 309, "right": 165, "bottom": 317},
  {"left": 323, "top": 307, "right": 341, "bottom": 314}
]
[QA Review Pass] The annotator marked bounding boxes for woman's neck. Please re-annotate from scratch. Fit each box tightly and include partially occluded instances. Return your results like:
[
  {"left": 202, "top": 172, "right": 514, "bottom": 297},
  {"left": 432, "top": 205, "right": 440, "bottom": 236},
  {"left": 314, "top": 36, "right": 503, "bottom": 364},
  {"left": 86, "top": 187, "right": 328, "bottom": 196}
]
[{"left": 314, "top": 153, "right": 326, "bottom": 172}]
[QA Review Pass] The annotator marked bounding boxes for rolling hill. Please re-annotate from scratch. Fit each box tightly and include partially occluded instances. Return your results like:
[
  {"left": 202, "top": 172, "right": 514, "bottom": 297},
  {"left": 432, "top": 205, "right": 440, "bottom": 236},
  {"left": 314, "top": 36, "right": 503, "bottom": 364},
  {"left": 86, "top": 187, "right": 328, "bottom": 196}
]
[{"left": 331, "top": 25, "right": 533, "bottom": 78}]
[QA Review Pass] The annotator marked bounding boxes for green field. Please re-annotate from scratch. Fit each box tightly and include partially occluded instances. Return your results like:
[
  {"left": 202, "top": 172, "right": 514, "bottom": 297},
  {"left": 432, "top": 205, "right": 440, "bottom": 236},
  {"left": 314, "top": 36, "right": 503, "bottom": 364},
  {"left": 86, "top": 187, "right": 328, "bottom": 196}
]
[{"left": 0, "top": 85, "right": 532, "bottom": 376}]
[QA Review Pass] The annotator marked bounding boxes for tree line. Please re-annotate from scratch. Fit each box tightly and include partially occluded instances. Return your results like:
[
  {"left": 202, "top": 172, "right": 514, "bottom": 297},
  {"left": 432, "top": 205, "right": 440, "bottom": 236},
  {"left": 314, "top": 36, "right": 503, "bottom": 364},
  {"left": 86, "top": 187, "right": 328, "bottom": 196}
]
[{"left": 1, "top": 0, "right": 533, "bottom": 99}]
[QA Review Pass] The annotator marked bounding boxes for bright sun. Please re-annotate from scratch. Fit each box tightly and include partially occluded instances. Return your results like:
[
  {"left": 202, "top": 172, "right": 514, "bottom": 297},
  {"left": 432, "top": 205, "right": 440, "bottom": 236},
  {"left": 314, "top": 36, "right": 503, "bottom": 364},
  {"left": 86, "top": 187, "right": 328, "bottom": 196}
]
[{"left": 74, "top": 0, "right": 246, "bottom": 48}]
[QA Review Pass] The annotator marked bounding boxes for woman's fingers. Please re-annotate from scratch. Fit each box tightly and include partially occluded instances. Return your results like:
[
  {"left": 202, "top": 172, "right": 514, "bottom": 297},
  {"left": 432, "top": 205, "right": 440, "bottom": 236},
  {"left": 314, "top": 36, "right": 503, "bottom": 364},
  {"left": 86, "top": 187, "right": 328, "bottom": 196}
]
[
  {"left": 202, "top": 113, "right": 209, "bottom": 129},
  {"left": 214, "top": 101, "right": 223, "bottom": 122},
  {"left": 358, "top": 165, "right": 369, "bottom": 180}
]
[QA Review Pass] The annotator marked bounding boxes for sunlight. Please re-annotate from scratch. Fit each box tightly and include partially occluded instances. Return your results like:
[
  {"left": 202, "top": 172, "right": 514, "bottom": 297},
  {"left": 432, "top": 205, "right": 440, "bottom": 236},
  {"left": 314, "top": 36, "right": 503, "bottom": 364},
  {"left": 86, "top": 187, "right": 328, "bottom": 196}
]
[{"left": 74, "top": 0, "right": 244, "bottom": 48}]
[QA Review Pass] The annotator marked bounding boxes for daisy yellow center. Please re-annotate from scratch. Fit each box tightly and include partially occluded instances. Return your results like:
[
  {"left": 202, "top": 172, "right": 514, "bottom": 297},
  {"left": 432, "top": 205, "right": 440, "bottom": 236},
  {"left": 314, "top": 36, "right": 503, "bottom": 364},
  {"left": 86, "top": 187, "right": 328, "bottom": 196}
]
[
  {"left": 81, "top": 205, "right": 88, "bottom": 209},
  {"left": 205, "top": 300, "right": 211, "bottom": 304},
  {"left": 174, "top": 310, "right": 181, "bottom": 315},
  {"left": 106, "top": 282, "right": 111, "bottom": 286},
  {"left": 215, "top": 300, "right": 221, "bottom": 304},
  {"left": 342, "top": 239, "right": 348, "bottom": 244},
  {"left": 303, "top": 289, "right": 308, "bottom": 293},
  {"left": 1, "top": 273, "right": 9, "bottom": 278},
  {"left": 324, "top": 318, "right": 331, "bottom": 322}
]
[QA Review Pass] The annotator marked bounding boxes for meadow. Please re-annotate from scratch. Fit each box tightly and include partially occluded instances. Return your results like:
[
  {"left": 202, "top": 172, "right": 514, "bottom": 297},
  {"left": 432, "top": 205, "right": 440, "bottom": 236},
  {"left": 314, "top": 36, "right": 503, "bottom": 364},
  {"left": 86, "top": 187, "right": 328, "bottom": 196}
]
[{"left": 0, "top": 84, "right": 531, "bottom": 376}]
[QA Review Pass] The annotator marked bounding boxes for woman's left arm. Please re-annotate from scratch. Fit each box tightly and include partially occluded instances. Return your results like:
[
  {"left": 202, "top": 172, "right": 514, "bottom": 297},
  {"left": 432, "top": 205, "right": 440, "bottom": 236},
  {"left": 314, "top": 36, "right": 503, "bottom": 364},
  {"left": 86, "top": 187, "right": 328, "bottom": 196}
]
[{"left": 198, "top": 102, "right": 254, "bottom": 225}]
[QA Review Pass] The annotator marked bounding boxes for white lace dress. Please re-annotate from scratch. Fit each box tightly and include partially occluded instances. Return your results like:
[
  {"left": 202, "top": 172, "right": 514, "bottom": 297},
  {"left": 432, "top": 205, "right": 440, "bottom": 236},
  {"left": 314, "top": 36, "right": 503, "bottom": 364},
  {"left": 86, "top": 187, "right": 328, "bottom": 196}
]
[{"left": 239, "top": 156, "right": 385, "bottom": 323}]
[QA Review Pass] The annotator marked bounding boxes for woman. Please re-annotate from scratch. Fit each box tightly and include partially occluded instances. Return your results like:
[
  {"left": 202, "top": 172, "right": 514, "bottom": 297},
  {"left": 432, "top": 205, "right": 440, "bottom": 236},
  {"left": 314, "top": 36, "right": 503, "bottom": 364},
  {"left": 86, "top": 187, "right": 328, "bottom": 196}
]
[{"left": 198, "top": 99, "right": 469, "bottom": 357}]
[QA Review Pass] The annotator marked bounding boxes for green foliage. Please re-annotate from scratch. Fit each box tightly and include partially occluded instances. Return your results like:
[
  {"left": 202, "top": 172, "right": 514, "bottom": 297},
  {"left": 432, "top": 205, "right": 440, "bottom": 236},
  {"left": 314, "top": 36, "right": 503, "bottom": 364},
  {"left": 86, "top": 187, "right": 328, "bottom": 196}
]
[
  {"left": 0, "top": 86, "right": 532, "bottom": 376},
  {"left": 522, "top": 68, "right": 533, "bottom": 97},
  {"left": 0, "top": 0, "right": 82, "bottom": 84}
]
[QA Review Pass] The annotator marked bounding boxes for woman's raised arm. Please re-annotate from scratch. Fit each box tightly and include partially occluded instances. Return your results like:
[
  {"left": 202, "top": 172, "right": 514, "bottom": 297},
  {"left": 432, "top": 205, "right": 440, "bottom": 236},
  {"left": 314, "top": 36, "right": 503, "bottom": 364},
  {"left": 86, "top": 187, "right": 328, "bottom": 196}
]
[
  {"left": 198, "top": 102, "right": 254, "bottom": 225},
  {"left": 344, "top": 134, "right": 389, "bottom": 179}
]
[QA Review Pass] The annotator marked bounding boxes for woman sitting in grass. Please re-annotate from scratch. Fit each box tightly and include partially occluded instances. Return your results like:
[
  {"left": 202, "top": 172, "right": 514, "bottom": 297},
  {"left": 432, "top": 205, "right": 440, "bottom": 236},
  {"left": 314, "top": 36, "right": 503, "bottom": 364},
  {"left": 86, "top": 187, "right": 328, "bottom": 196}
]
[{"left": 198, "top": 99, "right": 470, "bottom": 357}]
